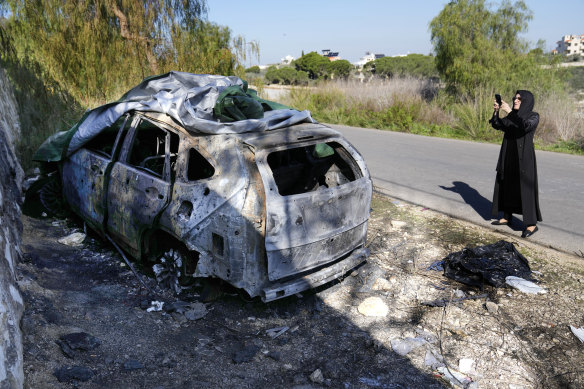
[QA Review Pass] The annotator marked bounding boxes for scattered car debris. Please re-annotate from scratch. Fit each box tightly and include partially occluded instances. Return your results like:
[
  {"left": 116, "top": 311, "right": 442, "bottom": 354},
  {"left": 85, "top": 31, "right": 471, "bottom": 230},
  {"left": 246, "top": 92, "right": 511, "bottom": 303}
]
[
  {"left": 146, "top": 301, "right": 165, "bottom": 312},
  {"left": 505, "top": 276, "right": 546, "bottom": 294},
  {"left": 569, "top": 325, "right": 584, "bottom": 343},
  {"left": 53, "top": 365, "right": 94, "bottom": 383},
  {"left": 59, "top": 332, "right": 101, "bottom": 351},
  {"left": 436, "top": 366, "right": 473, "bottom": 388},
  {"left": 57, "top": 232, "right": 86, "bottom": 247},
  {"left": 266, "top": 326, "right": 289, "bottom": 339},
  {"left": 443, "top": 240, "right": 532, "bottom": 287},
  {"left": 390, "top": 337, "right": 426, "bottom": 356},
  {"left": 458, "top": 358, "right": 475, "bottom": 374},
  {"left": 426, "top": 260, "right": 444, "bottom": 271}
]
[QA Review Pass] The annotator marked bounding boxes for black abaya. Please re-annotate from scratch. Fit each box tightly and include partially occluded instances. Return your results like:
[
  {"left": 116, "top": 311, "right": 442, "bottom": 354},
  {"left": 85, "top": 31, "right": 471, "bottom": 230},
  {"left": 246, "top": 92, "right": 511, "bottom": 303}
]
[{"left": 490, "top": 90, "right": 542, "bottom": 225}]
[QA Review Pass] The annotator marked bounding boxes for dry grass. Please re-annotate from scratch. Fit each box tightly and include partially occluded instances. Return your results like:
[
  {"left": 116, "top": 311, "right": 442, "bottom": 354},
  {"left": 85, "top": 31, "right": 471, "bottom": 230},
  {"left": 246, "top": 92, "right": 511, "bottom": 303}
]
[{"left": 537, "top": 92, "right": 584, "bottom": 147}]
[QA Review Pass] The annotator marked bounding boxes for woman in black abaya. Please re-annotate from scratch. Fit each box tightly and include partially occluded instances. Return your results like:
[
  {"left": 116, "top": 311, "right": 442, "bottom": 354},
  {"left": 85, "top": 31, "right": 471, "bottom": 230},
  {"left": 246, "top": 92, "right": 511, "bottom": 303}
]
[{"left": 490, "top": 90, "right": 542, "bottom": 238}]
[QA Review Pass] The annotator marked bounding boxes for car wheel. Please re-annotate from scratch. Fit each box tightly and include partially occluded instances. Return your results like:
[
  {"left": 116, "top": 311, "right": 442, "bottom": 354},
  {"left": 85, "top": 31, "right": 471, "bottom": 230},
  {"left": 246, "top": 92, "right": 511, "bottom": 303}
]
[
  {"left": 39, "top": 175, "right": 68, "bottom": 217},
  {"left": 153, "top": 248, "right": 189, "bottom": 295}
]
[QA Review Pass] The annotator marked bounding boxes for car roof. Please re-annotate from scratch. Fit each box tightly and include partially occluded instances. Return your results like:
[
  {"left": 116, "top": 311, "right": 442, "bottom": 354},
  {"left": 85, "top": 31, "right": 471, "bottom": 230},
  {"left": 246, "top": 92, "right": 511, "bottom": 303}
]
[{"left": 139, "top": 111, "right": 343, "bottom": 149}]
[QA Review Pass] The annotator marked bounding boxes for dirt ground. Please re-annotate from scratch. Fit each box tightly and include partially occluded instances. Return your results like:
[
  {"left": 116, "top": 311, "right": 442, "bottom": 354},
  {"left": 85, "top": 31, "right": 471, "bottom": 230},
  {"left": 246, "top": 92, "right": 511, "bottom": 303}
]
[{"left": 17, "top": 193, "right": 584, "bottom": 388}]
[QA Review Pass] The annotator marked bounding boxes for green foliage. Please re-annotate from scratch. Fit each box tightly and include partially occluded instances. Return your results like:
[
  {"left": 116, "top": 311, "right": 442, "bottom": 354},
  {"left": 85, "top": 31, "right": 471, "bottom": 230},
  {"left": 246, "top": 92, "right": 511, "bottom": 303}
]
[
  {"left": 450, "top": 86, "right": 500, "bottom": 141},
  {"left": 431, "top": 0, "right": 539, "bottom": 96},
  {"left": 369, "top": 54, "right": 438, "bottom": 79},
  {"left": 0, "top": 0, "right": 261, "bottom": 170},
  {"left": 264, "top": 66, "right": 308, "bottom": 85},
  {"left": 566, "top": 66, "right": 584, "bottom": 91},
  {"left": 2, "top": 0, "right": 257, "bottom": 104},
  {"left": 294, "top": 51, "right": 331, "bottom": 80},
  {"left": 328, "top": 60, "right": 352, "bottom": 79},
  {"left": 245, "top": 65, "right": 260, "bottom": 73}
]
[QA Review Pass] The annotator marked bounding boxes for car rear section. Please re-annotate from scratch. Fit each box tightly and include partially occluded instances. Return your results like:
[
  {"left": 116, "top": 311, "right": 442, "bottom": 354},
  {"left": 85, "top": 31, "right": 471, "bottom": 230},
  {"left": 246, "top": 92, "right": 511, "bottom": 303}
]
[{"left": 247, "top": 123, "right": 372, "bottom": 301}]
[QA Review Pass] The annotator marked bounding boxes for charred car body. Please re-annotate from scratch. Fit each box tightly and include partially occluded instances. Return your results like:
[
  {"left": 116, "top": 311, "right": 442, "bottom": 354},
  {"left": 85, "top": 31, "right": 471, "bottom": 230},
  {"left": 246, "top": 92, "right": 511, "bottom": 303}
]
[{"left": 33, "top": 73, "right": 372, "bottom": 301}]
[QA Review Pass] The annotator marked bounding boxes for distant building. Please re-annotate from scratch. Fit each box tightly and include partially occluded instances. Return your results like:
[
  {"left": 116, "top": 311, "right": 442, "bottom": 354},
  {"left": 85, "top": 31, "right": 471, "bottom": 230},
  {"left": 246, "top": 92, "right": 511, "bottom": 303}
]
[
  {"left": 556, "top": 35, "right": 584, "bottom": 56},
  {"left": 321, "top": 49, "right": 340, "bottom": 61},
  {"left": 280, "top": 55, "right": 295, "bottom": 65},
  {"left": 354, "top": 52, "right": 386, "bottom": 68}
]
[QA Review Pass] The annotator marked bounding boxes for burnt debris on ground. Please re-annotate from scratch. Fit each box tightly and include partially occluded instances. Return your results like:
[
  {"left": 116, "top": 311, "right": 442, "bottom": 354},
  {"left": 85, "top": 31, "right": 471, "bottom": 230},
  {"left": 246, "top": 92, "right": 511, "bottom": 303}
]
[{"left": 17, "top": 194, "right": 584, "bottom": 388}]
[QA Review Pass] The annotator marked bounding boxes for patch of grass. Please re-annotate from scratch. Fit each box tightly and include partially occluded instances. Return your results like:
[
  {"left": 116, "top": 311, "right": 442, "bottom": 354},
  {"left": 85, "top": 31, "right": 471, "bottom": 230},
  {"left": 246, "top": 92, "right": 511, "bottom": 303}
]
[{"left": 281, "top": 79, "right": 584, "bottom": 155}]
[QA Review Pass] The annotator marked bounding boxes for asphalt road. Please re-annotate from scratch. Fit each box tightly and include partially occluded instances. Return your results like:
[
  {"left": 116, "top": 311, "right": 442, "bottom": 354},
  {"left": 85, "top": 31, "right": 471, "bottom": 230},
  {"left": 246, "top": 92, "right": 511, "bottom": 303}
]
[{"left": 330, "top": 124, "right": 584, "bottom": 256}]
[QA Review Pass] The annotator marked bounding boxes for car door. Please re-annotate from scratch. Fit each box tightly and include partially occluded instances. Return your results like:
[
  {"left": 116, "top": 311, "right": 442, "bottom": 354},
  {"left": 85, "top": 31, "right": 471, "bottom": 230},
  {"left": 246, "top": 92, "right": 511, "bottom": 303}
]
[
  {"left": 62, "top": 115, "right": 129, "bottom": 232},
  {"left": 106, "top": 115, "right": 179, "bottom": 255}
]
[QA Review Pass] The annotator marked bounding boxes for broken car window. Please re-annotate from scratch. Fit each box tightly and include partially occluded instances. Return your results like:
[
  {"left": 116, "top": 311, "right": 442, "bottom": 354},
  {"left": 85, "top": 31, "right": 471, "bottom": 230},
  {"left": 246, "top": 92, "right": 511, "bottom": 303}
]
[
  {"left": 128, "top": 119, "right": 178, "bottom": 179},
  {"left": 267, "top": 142, "right": 360, "bottom": 196},
  {"left": 187, "top": 148, "right": 215, "bottom": 181},
  {"left": 85, "top": 115, "right": 129, "bottom": 158}
]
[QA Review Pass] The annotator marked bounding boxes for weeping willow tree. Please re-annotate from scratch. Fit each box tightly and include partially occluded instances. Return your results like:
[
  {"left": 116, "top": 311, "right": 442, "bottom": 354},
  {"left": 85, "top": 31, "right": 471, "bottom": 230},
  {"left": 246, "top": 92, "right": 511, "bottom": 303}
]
[{"left": 2, "top": 0, "right": 258, "bottom": 104}]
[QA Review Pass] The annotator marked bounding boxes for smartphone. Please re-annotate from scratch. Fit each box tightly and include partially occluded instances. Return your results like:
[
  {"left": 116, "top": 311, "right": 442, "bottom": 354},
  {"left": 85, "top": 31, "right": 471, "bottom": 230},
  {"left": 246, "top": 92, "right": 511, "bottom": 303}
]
[{"left": 495, "top": 94, "right": 502, "bottom": 106}]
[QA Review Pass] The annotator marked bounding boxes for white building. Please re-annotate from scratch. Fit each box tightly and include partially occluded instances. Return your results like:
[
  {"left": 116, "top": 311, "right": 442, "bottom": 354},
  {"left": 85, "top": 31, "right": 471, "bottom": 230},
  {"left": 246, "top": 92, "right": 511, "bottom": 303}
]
[
  {"left": 353, "top": 52, "right": 385, "bottom": 68},
  {"left": 556, "top": 35, "right": 584, "bottom": 56},
  {"left": 280, "top": 55, "right": 295, "bottom": 65}
]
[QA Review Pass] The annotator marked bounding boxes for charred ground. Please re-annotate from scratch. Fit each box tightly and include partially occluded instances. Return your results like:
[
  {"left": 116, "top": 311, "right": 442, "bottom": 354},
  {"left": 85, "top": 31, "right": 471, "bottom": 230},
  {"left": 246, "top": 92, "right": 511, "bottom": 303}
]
[{"left": 18, "top": 194, "right": 584, "bottom": 388}]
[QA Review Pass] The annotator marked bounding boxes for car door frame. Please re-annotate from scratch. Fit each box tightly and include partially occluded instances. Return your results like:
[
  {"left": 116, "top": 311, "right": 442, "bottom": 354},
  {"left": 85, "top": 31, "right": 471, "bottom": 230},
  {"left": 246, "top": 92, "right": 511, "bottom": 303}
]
[
  {"left": 105, "top": 113, "right": 177, "bottom": 258},
  {"left": 61, "top": 114, "right": 130, "bottom": 235}
]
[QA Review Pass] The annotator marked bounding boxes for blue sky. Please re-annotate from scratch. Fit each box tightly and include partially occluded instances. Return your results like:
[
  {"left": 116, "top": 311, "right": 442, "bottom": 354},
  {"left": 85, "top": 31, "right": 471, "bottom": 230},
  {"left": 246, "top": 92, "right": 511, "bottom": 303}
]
[{"left": 206, "top": 0, "right": 584, "bottom": 66}]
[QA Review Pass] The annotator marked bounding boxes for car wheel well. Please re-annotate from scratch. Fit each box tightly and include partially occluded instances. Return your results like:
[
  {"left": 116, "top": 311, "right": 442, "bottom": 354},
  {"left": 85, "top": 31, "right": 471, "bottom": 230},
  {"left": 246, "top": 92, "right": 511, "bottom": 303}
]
[{"left": 144, "top": 229, "right": 199, "bottom": 272}]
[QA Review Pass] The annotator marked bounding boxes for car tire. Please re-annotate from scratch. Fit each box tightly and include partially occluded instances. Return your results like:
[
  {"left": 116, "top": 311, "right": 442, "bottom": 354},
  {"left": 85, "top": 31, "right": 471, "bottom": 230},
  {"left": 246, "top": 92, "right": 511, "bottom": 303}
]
[
  {"left": 152, "top": 248, "right": 192, "bottom": 295},
  {"left": 39, "top": 175, "right": 68, "bottom": 218}
]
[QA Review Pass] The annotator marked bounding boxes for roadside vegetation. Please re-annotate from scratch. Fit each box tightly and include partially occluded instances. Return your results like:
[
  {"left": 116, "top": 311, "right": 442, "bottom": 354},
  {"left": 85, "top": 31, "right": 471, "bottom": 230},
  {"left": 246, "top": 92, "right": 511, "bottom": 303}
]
[{"left": 273, "top": 0, "right": 583, "bottom": 155}]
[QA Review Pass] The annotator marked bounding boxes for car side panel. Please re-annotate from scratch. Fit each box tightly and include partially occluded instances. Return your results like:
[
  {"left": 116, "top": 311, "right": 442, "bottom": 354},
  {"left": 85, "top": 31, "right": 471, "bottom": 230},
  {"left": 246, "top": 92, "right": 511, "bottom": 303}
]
[
  {"left": 62, "top": 149, "right": 110, "bottom": 232},
  {"left": 106, "top": 162, "right": 170, "bottom": 254}
]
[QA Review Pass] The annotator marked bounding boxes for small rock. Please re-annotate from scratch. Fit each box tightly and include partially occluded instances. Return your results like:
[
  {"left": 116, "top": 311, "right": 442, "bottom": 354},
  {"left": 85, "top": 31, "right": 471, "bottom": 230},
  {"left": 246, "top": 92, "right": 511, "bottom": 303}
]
[
  {"left": 390, "top": 220, "right": 407, "bottom": 229},
  {"left": 232, "top": 345, "right": 261, "bottom": 364},
  {"left": 453, "top": 289, "right": 466, "bottom": 298},
  {"left": 267, "top": 351, "right": 281, "bottom": 361},
  {"left": 485, "top": 301, "right": 499, "bottom": 314},
  {"left": 59, "top": 332, "right": 101, "bottom": 351},
  {"left": 57, "top": 232, "right": 86, "bottom": 247},
  {"left": 309, "top": 368, "right": 325, "bottom": 384},
  {"left": 358, "top": 297, "right": 389, "bottom": 317},
  {"left": 123, "top": 359, "right": 144, "bottom": 370},
  {"left": 54, "top": 366, "right": 93, "bottom": 382},
  {"left": 184, "top": 303, "right": 208, "bottom": 321},
  {"left": 372, "top": 278, "right": 393, "bottom": 291},
  {"left": 458, "top": 358, "right": 475, "bottom": 374},
  {"left": 171, "top": 312, "right": 187, "bottom": 324}
]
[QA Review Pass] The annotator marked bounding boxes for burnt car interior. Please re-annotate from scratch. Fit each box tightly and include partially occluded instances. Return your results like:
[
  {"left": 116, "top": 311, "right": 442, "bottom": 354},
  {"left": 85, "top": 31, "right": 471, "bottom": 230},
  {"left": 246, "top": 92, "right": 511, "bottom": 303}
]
[
  {"left": 128, "top": 119, "right": 179, "bottom": 180},
  {"left": 267, "top": 142, "right": 361, "bottom": 196},
  {"left": 85, "top": 116, "right": 129, "bottom": 158},
  {"left": 187, "top": 148, "right": 215, "bottom": 181}
]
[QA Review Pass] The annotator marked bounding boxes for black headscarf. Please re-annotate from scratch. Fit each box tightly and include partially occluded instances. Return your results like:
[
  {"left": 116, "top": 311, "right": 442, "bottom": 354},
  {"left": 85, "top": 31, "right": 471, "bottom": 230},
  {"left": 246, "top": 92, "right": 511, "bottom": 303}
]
[{"left": 512, "top": 89, "right": 535, "bottom": 120}]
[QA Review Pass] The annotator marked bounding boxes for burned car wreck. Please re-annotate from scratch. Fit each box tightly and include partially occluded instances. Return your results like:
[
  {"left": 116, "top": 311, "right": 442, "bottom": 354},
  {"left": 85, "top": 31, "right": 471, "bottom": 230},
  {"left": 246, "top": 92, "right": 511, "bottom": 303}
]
[{"left": 32, "top": 72, "right": 372, "bottom": 301}]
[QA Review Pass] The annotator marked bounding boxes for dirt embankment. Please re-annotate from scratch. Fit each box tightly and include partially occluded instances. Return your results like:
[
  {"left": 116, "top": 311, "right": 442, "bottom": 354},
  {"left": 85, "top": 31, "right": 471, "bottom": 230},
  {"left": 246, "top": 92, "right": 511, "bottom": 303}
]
[{"left": 18, "top": 194, "right": 584, "bottom": 388}]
